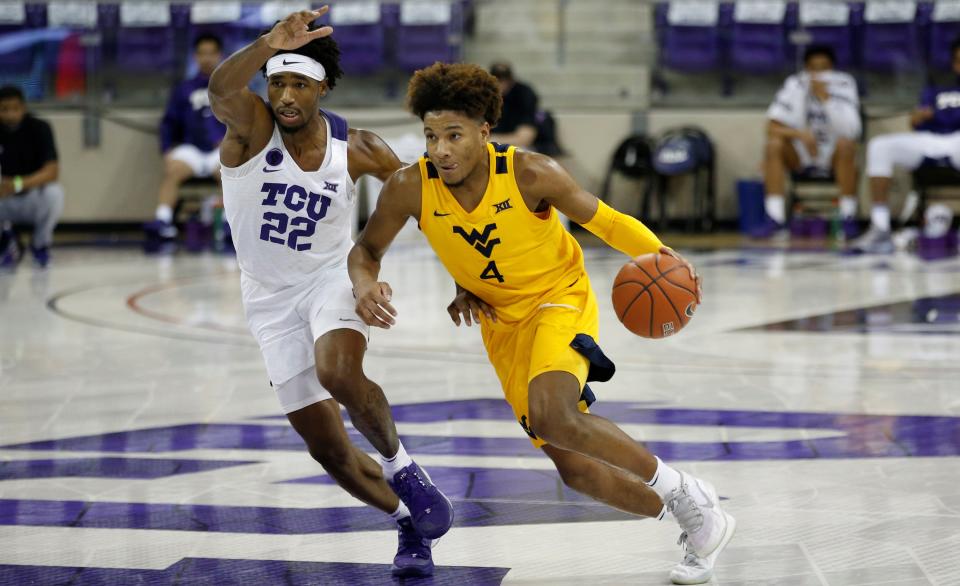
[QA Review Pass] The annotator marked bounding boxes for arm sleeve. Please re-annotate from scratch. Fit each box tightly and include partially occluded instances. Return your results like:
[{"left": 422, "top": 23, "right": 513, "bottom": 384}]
[
  {"left": 824, "top": 75, "right": 861, "bottom": 139},
  {"left": 915, "top": 87, "right": 936, "bottom": 131},
  {"left": 39, "top": 121, "right": 58, "bottom": 163},
  {"left": 159, "top": 85, "right": 184, "bottom": 153},
  {"left": 517, "top": 85, "right": 539, "bottom": 127},
  {"left": 580, "top": 200, "right": 664, "bottom": 258},
  {"left": 766, "top": 75, "right": 805, "bottom": 129}
]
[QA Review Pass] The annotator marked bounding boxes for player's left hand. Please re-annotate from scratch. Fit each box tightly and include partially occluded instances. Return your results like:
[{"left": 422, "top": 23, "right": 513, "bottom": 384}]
[
  {"left": 660, "top": 246, "right": 702, "bottom": 304},
  {"left": 447, "top": 288, "right": 496, "bottom": 327}
]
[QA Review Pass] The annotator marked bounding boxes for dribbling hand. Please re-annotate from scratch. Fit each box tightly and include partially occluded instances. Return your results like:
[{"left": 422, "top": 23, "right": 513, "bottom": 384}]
[
  {"left": 660, "top": 246, "right": 702, "bottom": 304},
  {"left": 354, "top": 281, "right": 397, "bottom": 329},
  {"left": 265, "top": 7, "right": 333, "bottom": 51},
  {"left": 447, "top": 288, "right": 496, "bottom": 327}
]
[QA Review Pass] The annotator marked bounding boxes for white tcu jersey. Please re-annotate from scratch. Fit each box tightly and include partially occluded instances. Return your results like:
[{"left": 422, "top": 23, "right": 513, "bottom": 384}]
[{"left": 220, "top": 109, "right": 354, "bottom": 289}]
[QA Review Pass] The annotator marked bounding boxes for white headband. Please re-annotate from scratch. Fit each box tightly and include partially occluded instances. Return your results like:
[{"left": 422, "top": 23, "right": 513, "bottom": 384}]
[{"left": 265, "top": 54, "right": 326, "bottom": 83}]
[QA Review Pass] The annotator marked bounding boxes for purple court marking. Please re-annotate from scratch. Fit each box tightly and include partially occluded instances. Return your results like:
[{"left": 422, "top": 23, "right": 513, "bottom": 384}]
[
  {"left": 284, "top": 466, "right": 596, "bottom": 504},
  {"left": 0, "top": 558, "right": 510, "bottom": 585},
  {"left": 744, "top": 292, "right": 960, "bottom": 334},
  {"left": 0, "top": 458, "right": 256, "bottom": 481},
  {"left": 5, "top": 402, "right": 960, "bottom": 460},
  {"left": 0, "top": 499, "right": 632, "bottom": 534}
]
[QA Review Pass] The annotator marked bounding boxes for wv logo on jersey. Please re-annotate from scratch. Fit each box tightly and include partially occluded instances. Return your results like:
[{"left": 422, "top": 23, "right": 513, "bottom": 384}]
[{"left": 453, "top": 223, "right": 504, "bottom": 283}]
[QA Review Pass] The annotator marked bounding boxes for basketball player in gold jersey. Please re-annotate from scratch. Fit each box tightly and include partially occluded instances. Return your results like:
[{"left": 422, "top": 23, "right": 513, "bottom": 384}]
[{"left": 348, "top": 63, "right": 735, "bottom": 584}]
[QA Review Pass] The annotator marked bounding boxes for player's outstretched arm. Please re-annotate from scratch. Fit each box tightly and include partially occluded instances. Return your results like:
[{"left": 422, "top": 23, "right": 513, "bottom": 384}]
[
  {"left": 515, "top": 150, "right": 701, "bottom": 301},
  {"left": 348, "top": 165, "right": 422, "bottom": 329},
  {"left": 209, "top": 8, "right": 332, "bottom": 164},
  {"left": 347, "top": 129, "right": 404, "bottom": 182}
]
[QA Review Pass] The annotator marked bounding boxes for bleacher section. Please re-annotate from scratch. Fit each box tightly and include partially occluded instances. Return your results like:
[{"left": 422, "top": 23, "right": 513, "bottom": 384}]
[{"left": 0, "top": 0, "right": 468, "bottom": 104}]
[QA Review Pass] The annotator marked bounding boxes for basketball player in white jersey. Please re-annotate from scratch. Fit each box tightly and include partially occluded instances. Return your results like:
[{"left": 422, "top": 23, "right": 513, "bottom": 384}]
[{"left": 208, "top": 8, "right": 453, "bottom": 577}]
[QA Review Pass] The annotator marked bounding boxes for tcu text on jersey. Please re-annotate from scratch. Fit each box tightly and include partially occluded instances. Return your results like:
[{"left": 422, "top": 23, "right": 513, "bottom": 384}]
[{"left": 258, "top": 181, "right": 332, "bottom": 251}]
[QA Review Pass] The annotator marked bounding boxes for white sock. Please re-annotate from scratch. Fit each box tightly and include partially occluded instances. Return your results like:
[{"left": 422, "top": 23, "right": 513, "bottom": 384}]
[
  {"left": 765, "top": 195, "right": 786, "bottom": 224},
  {"left": 839, "top": 195, "right": 858, "bottom": 219},
  {"left": 380, "top": 441, "right": 413, "bottom": 478},
  {"left": 871, "top": 205, "right": 891, "bottom": 232},
  {"left": 655, "top": 504, "right": 673, "bottom": 522},
  {"left": 156, "top": 205, "right": 174, "bottom": 223},
  {"left": 389, "top": 501, "right": 411, "bottom": 522},
  {"left": 645, "top": 456, "right": 683, "bottom": 501}
]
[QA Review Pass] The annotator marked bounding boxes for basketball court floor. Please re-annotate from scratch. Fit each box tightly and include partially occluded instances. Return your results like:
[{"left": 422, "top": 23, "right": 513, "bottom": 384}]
[{"left": 1, "top": 232, "right": 959, "bottom": 585}]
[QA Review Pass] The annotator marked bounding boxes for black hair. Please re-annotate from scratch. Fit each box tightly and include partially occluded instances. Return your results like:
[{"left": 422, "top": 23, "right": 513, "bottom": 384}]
[
  {"left": 0, "top": 85, "right": 25, "bottom": 103},
  {"left": 407, "top": 62, "right": 502, "bottom": 126},
  {"left": 951, "top": 37, "right": 960, "bottom": 58},
  {"left": 259, "top": 25, "right": 344, "bottom": 90},
  {"left": 193, "top": 33, "right": 223, "bottom": 52},
  {"left": 489, "top": 61, "right": 513, "bottom": 81},
  {"left": 803, "top": 45, "right": 836, "bottom": 67}
]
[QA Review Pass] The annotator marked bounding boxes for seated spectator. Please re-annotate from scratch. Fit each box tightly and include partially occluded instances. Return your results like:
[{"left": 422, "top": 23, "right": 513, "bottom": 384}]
[
  {"left": 756, "top": 46, "right": 861, "bottom": 239},
  {"left": 145, "top": 33, "right": 226, "bottom": 240},
  {"left": 489, "top": 61, "right": 539, "bottom": 149},
  {"left": 853, "top": 39, "right": 960, "bottom": 253},
  {"left": 0, "top": 85, "right": 64, "bottom": 268}
]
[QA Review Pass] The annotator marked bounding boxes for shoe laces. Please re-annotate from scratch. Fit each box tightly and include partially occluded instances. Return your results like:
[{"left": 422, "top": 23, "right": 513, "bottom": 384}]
[
  {"left": 666, "top": 481, "right": 704, "bottom": 534},
  {"left": 393, "top": 467, "right": 431, "bottom": 505},
  {"left": 396, "top": 520, "right": 428, "bottom": 556},
  {"left": 676, "top": 532, "right": 700, "bottom": 567}
]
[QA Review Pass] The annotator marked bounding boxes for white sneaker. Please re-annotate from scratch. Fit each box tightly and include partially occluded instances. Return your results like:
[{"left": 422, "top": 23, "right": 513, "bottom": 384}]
[
  {"left": 669, "top": 538, "right": 712, "bottom": 585},
  {"left": 664, "top": 474, "right": 736, "bottom": 559},
  {"left": 849, "top": 226, "right": 894, "bottom": 254}
]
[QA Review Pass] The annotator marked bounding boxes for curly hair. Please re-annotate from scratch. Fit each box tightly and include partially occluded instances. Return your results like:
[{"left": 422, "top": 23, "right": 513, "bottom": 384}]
[
  {"left": 407, "top": 62, "right": 502, "bottom": 126},
  {"left": 259, "top": 25, "right": 344, "bottom": 90}
]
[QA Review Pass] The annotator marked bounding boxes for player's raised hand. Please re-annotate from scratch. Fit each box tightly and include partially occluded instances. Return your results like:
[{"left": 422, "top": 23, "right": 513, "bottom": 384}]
[
  {"left": 354, "top": 280, "right": 397, "bottom": 328},
  {"left": 659, "top": 246, "right": 702, "bottom": 304},
  {"left": 447, "top": 287, "right": 496, "bottom": 327},
  {"left": 265, "top": 7, "right": 333, "bottom": 51}
]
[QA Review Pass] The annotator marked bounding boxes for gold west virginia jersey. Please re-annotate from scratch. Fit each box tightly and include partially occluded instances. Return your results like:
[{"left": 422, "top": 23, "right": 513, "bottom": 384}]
[{"left": 417, "top": 143, "right": 587, "bottom": 324}]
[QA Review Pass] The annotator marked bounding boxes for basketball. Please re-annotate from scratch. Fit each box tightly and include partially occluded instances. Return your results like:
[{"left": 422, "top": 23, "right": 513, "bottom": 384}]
[{"left": 612, "top": 253, "right": 698, "bottom": 338}]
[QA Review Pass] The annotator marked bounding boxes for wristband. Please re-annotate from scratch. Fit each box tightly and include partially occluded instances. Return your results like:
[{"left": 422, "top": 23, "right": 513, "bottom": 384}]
[{"left": 13, "top": 176, "right": 23, "bottom": 193}]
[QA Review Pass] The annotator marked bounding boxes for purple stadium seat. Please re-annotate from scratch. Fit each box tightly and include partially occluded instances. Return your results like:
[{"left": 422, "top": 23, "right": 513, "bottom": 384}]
[
  {"left": 797, "top": 1, "right": 862, "bottom": 70},
  {"left": 861, "top": 1, "right": 920, "bottom": 72},
  {"left": 0, "top": 4, "right": 52, "bottom": 99},
  {"left": 108, "top": 2, "right": 176, "bottom": 74},
  {"left": 329, "top": 1, "right": 385, "bottom": 75},
  {"left": 923, "top": 0, "right": 960, "bottom": 71},
  {"left": 655, "top": 1, "right": 723, "bottom": 72},
  {"left": 394, "top": 0, "right": 462, "bottom": 72},
  {"left": 729, "top": 0, "right": 791, "bottom": 73}
]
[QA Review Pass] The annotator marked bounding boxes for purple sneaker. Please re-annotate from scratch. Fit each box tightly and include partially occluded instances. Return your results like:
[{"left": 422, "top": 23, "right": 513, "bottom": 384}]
[
  {"left": 749, "top": 217, "right": 787, "bottom": 240},
  {"left": 388, "top": 462, "right": 454, "bottom": 540},
  {"left": 392, "top": 517, "right": 434, "bottom": 578},
  {"left": 0, "top": 233, "right": 20, "bottom": 270},
  {"left": 841, "top": 218, "right": 860, "bottom": 241},
  {"left": 30, "top": 246, "right": 50, "bottom": 268}
]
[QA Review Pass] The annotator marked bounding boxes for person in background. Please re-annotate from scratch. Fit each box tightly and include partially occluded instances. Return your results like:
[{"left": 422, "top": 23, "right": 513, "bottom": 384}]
[
  {"left": 756, "top": 45, "right": 861, "bottom": 240},
  {"left": 852, "top": 39, "right": 960, "bottom": 254},
  {"left": 489, "top": 61, "right": 539, "bottom": 149},
  {"left": 0, "top": 85, "right": 64, "bottom": 268},
  {"left": 145, "top": 33, "right": 226, "bottom": 241}
]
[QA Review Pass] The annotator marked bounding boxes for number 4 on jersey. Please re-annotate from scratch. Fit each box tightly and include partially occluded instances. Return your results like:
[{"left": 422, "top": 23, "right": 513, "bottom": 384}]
[{"left": 480, "top": 260, "right": 504, "bottom": 283}]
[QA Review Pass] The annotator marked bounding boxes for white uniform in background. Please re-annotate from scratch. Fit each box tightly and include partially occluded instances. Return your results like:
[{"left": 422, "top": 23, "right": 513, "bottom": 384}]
[
  {"left": 220, "top": 109, "right": 367, "bottom": 413},
  {"left": 766, "top": 70, "right": 861, "bottom": 172}
]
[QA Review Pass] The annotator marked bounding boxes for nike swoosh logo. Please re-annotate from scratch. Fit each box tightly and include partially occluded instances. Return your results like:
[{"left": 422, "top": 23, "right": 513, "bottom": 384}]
[
  {"left": 433, "top": 210, "right": 451, "bottom": 217},
  {"left": 339, "top": 317, "right": 362, "bottom": 323},
  {"left": 685, "top": 302, "right": 697, "bottom": 318},
  {"left": 282, "top": 60, "right": 302, "bottom": 65},
  {"left": 263, "top": 167, "right": 281, "bottom": 173}
]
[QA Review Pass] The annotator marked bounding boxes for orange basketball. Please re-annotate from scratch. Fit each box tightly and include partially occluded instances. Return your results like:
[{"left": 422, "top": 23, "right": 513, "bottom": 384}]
[{"left": 612, "top": 253, "right": 698, "bottom": 338}]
